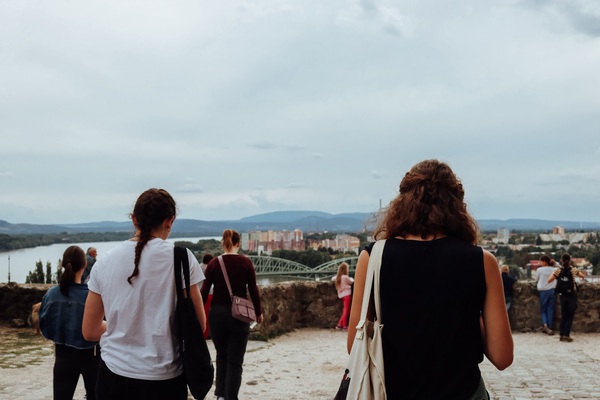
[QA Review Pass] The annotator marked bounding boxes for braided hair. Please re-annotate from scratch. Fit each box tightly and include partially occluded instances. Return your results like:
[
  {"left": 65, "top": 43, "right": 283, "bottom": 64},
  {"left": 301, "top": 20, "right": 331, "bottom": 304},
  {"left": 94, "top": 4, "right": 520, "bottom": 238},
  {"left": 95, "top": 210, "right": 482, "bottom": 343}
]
[
  {"left": 128, "top": 188, "right": 177, "bottom": 285},
  {"left": 59, "top": 246, "right": 86, "bottom": 296},
  {"left": 374, "top": 159, "right": 479, "bottom": 244}
]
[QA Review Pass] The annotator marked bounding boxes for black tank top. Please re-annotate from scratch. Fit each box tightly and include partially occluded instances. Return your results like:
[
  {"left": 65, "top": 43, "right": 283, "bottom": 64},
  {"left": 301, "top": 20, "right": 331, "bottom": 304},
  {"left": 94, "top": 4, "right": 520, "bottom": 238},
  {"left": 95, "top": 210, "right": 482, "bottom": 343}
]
[{"left": 366, "top": 236, "right": 486, "bottom": 399}]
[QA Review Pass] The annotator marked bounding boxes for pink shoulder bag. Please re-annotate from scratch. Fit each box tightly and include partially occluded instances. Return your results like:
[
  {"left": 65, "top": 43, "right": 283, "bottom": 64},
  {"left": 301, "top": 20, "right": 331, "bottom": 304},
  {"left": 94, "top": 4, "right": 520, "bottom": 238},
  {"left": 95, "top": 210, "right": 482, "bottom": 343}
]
[{"left": 217, "top": 255, "right": 257, "bottom": 324}]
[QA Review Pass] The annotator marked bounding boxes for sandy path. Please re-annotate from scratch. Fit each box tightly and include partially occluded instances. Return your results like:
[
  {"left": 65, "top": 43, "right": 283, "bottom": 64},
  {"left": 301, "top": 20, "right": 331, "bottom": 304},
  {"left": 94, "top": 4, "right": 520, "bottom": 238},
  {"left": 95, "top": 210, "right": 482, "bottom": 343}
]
[{"left": 2, "top": 327, "right": 600, "bottom": 399}]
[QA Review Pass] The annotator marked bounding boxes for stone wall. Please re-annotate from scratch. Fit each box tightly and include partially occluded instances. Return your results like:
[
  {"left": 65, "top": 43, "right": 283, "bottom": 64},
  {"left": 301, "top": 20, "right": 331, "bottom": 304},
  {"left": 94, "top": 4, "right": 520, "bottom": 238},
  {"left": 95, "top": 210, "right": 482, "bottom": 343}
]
[
  {"left": 2, "top": 281, "right": 599, "bottom": 337},
  {"left": 509, "top": 281, "right": 600, "bottom": 333}
]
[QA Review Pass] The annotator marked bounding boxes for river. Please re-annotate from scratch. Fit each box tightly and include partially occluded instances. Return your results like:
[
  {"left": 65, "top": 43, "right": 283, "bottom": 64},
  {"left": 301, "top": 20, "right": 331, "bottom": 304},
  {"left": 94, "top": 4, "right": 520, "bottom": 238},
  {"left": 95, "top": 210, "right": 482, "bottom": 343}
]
[{"left": 0, "top": 236, "right": 221, "bottom": 284}]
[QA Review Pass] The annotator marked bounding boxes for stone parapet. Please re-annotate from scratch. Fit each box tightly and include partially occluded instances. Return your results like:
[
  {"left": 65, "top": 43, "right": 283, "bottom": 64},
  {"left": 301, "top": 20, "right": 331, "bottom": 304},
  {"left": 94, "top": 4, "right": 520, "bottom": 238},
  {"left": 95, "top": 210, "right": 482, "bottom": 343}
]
[
  {"left": 2, "top": 281, "right": 599, "bottom": 338},
  {"left": 509, "top": 280, "right": 600, "bottom": 333}
]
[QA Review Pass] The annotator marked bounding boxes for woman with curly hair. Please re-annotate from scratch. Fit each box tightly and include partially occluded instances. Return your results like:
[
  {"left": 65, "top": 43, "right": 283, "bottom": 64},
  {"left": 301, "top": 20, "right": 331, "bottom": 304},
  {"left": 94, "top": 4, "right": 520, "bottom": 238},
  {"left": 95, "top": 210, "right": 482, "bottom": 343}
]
[{"left": 348, "top": 159, "right": 513, "bottom": 399}]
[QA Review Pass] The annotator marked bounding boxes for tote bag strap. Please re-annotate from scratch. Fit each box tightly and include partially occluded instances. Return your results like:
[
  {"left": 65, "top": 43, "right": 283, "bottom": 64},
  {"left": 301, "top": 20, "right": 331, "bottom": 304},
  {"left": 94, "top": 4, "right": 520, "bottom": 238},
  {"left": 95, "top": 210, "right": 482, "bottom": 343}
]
[
  {"left": 174, "top": 246, "right": 191, "bottom": 300},
  {"left": 359, "top": 240, "right": 385, "bottom": 323},
  {"left": 217, "top": 255, "right": 235, "bottom": 298}
]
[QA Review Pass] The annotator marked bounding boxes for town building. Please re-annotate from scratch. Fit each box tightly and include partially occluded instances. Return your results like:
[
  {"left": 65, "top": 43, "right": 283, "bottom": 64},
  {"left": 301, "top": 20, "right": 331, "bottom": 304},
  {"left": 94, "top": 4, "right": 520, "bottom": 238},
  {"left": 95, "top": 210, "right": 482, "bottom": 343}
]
[{"left": 241, "top": 229, "right": 305, "bottom": 255}]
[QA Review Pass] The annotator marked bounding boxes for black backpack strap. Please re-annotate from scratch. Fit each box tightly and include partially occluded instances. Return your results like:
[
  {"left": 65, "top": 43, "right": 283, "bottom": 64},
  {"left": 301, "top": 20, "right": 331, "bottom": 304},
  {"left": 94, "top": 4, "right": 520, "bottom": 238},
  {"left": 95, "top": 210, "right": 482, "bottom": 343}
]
[{"left": 174, "top": 246, "right": 192, "bottom": 299}]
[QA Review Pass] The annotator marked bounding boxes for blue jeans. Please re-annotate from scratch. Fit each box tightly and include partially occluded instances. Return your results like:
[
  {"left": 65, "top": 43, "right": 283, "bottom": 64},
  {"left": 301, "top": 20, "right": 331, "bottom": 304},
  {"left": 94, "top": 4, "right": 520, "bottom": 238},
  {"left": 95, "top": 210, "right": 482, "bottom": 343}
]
[
  {"left": 539, "top": 290, "right": 555, "bottom": 328},
  {"left": 209, "top": 304, "right": 250, "bottom": 400}
]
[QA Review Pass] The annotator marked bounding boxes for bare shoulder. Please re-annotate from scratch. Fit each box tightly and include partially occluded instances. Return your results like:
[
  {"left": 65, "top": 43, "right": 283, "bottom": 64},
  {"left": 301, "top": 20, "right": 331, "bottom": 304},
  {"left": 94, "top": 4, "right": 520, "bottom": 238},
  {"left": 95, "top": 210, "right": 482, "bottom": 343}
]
[{"left": 482, "top": 249, "right": 499, "bottom": 268}]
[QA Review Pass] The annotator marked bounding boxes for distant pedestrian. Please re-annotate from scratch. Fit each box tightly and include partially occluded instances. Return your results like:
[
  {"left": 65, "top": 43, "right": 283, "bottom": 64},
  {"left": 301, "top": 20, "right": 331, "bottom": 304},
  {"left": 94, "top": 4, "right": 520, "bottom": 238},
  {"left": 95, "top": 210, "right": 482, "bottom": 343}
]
[
  {"left": 81, "top": 247, "right": 97, "bottom": 283},
  {"left": 548, "top": 253, "right": 586, "bottom": 342},
  {"left": 331, "top": 262, "right": 353, "bottom": 331},
  {"left": 535, "top": 255, "right": 557, "bottom": 335},
  {"left": 500, "top": 265, "right": 517, "bottom": 311},
  {"left": 39, "top": 245, "right": 100, "bottom": 400}
]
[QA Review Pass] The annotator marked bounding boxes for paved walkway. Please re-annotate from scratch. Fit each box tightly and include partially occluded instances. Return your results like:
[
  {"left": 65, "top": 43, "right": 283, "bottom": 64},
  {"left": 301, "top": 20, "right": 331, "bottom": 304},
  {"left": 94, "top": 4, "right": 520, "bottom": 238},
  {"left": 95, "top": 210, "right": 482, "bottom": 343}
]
[{"left": 1, "top": 329, "right": 599, "bottom": 399}]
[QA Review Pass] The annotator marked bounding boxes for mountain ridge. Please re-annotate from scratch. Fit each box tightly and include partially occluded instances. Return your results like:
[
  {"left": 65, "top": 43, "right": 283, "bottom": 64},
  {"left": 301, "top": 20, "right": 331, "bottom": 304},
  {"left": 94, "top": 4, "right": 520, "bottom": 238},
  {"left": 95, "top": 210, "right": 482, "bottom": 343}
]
[{"left": 1, "top": 211, "right": 600, "bottom": 235}]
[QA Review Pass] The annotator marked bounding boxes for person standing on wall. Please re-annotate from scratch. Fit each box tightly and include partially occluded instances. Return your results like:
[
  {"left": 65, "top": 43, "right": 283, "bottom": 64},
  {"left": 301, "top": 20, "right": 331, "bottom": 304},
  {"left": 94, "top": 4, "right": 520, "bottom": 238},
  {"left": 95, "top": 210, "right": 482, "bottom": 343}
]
[
  {"left": 331, "top": 262, "right": 353, "bottom": 331},
  {"left": 39, "top": 245, "right": 100, "bottom": 400},
  {"left": 201, "top": 229, "right": 263, "bottom": 400},
  {"left": 548, "top": 253, "right": 586, "bottom": 342},
  {"left": 83, "top": 188, "right": 206, "bottom": 399},
  {"left": 535, "top": 255, "right": 557, "bottom": 335},
  {"left": 348, "top": 159, "right": 513, "bottom": 399}
]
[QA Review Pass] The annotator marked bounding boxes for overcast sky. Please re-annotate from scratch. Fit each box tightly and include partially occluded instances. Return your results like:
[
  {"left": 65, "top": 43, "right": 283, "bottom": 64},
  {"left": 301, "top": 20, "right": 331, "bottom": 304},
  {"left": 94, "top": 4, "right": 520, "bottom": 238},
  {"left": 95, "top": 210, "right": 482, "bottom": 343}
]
[{"left": 1, "top": 0, "right": 599, "bottom": 225}]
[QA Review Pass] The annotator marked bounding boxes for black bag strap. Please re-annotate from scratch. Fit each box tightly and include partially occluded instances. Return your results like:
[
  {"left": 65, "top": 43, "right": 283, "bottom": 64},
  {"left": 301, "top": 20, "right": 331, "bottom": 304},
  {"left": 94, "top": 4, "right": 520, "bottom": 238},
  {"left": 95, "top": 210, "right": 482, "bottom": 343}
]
[{"left": 174, "top": 246, "right": 191, "bottom": 300}]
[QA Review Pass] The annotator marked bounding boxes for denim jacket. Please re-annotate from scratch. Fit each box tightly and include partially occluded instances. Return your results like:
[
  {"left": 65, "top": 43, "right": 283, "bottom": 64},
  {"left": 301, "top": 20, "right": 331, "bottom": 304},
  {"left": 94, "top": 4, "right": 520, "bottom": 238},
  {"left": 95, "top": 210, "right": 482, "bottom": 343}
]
[{"left": 39, "top": 283, "right": 97, "bottom": 349}]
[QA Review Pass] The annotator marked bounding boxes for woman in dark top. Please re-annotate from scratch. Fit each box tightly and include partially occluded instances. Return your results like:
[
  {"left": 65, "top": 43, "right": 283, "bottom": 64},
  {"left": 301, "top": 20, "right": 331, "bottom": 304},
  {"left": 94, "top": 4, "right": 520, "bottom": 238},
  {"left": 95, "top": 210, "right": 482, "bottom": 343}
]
[
  {"left": 201, "top": 229, "right": 263, "bottom": 400},
  {"left": 348, "top": 159, "right": 513, "bottom": 399}
]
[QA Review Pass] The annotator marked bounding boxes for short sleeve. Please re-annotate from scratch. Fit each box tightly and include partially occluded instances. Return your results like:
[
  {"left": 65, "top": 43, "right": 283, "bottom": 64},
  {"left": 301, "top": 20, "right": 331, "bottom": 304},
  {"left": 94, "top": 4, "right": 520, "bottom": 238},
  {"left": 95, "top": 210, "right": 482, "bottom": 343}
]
[{"left": 87, "top": 259, "right": 102, "bottom": 294}]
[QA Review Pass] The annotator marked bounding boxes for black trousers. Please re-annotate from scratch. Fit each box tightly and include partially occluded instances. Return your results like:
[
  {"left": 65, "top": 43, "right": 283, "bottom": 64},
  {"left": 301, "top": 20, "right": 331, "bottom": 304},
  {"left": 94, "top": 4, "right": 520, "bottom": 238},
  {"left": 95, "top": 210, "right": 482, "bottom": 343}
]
[
  {"left": 53, "top": 344, "right": 99, "bottom": 400},
  {"left": 559, "top": 292, "right": 578, "bottom": 337},
  {"left": 209, "top": 304, "right": 250, "bottom": 400},
  {"left": 96, "top": 359, "right": 187, "bottom": 400}
]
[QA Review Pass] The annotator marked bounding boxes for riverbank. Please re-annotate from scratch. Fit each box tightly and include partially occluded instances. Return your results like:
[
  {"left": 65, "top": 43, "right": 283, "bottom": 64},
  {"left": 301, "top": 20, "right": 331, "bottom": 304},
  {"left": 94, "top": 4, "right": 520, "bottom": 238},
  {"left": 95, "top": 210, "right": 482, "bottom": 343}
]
[{"left": 1, "top": 324, "right": 600, "bottom": 399}]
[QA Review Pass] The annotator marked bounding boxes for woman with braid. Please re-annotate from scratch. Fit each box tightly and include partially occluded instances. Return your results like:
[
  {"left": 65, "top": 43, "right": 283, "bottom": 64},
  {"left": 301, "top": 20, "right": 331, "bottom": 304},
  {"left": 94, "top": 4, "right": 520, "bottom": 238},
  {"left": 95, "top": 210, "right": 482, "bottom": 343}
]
[
  {"left": 83, "top": 188, "right": 206, "bottom": 399},
  {"left": 348, "top": 160, "right": 513, "bottom": 399},
  {"left": 40, "top": 245, "right": 100, "bottom": 400}
]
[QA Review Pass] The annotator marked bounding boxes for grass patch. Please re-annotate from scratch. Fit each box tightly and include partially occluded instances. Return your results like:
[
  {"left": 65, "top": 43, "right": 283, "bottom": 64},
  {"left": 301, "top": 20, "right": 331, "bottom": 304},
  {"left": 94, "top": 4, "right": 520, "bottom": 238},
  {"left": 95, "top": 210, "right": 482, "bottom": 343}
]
[{"left": 0, "top": 326, "right": 52, "bottom": 369}]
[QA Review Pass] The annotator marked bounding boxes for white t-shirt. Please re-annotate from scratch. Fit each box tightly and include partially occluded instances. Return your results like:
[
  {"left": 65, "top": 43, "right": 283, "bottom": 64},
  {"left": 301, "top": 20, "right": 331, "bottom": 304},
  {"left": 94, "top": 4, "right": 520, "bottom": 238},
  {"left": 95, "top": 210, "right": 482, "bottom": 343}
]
[
  {"left": 535, "top": 266, "right": 557, "bottom": 291},
  {"left": 88, "top": 238, "right": 204, "bottom": 380}
]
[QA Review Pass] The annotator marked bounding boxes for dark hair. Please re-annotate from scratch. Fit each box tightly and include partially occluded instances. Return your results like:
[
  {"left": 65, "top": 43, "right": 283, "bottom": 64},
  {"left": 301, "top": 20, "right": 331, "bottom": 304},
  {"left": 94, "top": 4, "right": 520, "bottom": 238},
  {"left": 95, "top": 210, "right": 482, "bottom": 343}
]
[
  {"left": 561, "top": 253, "right": 571, "bottom": 268},
  {"left": 128, "top": 188, "right": 177, "bottom": 284},
  {"left": 374, "top": 159, "right": 479, "bottom": 244},
  {"left": 222, "top": 229, "right": 240, "bottom": 252},
  {"left": 59, "top": 246, "right": 86, "bottom": 296},
  {"left": 540, "top": 254, "right": 556, "bottom": 267},
  {"left": 202, "top": 254, "right": 214, "bottom": 264}
]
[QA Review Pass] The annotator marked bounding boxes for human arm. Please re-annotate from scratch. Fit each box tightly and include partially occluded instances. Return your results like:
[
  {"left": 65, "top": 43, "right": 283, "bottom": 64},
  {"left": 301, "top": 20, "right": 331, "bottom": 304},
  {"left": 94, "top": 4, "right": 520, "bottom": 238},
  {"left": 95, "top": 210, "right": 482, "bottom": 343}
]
[
  {"left": 480, "top": 250, "right": 514, "bottom": 370},
  {"left": 189, "top": 283, "right": 207, "bottom": 333},
  {"left": 246, "top": 260, "right": 264, "bottom": 323},
  {"left": 82, "top": 291, "right": 107, "bottom": 342},
  {"left": 199, "top": 266, "right": 212, "bottom": 303},
  {"left": 548, "top": 268, "right": 558, "bottom": 283},
  {"left": 347, "top": 249, "right": 369, "bottom": 353}
]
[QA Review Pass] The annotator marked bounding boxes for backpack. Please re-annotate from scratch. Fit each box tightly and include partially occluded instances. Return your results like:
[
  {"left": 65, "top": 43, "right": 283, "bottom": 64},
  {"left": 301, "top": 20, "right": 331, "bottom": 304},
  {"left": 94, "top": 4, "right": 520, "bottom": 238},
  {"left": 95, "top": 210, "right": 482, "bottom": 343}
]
[{"left": 555, "top": 266, "right": 575, "bottom": 294}]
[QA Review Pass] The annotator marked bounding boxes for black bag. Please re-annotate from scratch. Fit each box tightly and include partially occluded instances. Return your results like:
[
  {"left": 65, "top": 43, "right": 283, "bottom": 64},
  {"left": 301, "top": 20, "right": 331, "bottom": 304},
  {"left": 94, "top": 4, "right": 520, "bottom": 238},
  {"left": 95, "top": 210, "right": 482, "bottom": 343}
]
[
  {"left": 333, "top": 368, "right": 350, "bottom": 400},
  {"left": 174, "top": 246, "right": 214, "bottom": 399},
  {"left": 555, "top": 266, "right": 575, "bottom": 295}
]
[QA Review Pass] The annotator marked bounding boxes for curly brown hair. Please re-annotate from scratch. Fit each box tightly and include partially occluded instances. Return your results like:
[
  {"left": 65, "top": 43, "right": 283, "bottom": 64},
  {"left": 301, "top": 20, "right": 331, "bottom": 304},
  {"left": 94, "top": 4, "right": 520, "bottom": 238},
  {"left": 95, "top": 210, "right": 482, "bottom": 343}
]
[{"left": 374, "top": 159, "right": 479, "bottom": 244}]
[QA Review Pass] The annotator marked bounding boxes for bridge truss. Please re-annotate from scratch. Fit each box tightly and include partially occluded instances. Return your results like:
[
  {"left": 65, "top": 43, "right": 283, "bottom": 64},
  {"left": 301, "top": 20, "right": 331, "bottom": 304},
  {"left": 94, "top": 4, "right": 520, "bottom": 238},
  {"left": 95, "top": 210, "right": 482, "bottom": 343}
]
[{"left": 247, "top": 255, "right": 359, "bottom": 280}]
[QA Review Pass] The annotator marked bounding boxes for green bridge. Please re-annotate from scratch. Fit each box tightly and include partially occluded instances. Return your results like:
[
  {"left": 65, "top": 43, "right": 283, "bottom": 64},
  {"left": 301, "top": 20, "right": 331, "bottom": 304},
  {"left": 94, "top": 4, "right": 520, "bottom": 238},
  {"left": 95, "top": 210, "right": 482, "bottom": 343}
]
[{"left": 247, "top": 255, "right": 359, "bottom": 280}]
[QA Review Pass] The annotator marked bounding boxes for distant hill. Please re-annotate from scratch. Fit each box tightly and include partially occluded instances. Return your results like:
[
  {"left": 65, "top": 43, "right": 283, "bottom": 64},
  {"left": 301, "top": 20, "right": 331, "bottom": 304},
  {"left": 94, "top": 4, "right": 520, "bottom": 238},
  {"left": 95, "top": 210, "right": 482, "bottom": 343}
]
[{"left": 0, "top": 213, "right": 599, "bottom": 235}]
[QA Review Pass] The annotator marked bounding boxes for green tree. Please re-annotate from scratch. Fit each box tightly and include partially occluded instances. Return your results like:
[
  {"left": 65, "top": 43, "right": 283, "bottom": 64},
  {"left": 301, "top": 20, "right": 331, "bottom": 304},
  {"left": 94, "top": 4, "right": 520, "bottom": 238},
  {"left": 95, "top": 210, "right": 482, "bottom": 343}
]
[
  {"left": 45, "top": 261, "right": 52, "bottom": 284},
  {"left": 25, "top": 260, "right": 46, "bottom": 284}
]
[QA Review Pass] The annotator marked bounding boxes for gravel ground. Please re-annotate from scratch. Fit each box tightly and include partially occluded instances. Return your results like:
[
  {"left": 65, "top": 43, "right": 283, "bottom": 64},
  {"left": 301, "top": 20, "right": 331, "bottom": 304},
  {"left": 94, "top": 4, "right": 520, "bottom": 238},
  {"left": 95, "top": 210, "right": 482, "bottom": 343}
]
[{"left": 1, "top": 324, "right": 599, "bottom": 399}]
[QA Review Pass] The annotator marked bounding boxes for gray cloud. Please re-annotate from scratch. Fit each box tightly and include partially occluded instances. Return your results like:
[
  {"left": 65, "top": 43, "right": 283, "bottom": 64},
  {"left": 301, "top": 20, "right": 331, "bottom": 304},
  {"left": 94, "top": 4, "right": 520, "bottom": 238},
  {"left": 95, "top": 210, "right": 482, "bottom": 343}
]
[{"left": 0, "top": 1, "right": 599, "bottom": 224}]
